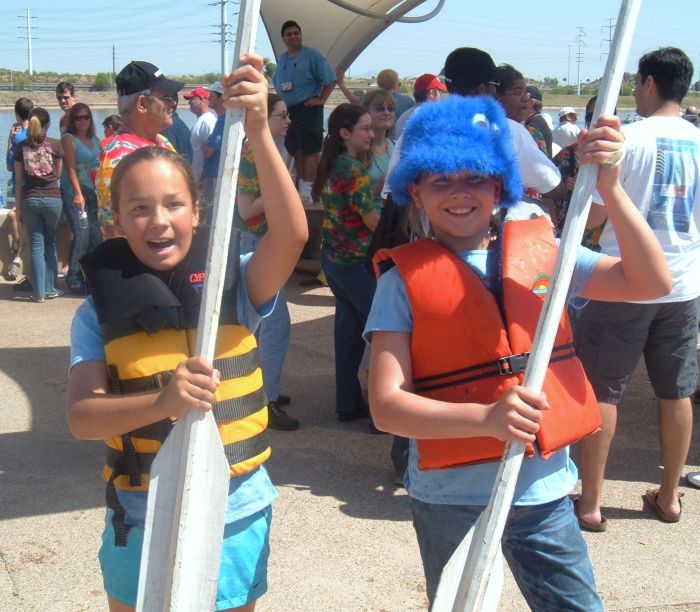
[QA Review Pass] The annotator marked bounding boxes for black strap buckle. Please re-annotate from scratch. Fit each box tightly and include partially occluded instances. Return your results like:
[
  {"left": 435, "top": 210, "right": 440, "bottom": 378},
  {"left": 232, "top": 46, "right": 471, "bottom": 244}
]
[
  {"left": 497, "top": 352, "right": 529, "bottom": 375},
  {"left": 154, "top": 370, "right": 174, "bottom": 389}
]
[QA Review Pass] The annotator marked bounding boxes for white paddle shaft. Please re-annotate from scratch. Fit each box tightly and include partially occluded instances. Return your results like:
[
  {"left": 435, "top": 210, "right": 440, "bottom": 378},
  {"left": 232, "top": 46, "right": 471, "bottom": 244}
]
[
  {"left": 437, "top": 2, "right": 643, "bottom": 610},
  {"left": 136, "top": 1, "right": 262, "bottom": 610}
]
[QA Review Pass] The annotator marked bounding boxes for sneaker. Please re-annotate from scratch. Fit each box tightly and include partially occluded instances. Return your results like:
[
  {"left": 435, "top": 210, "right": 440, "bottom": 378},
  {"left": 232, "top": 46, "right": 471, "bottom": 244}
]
[
  {"left": 276, "top": 394, "right": 291, "bottom": 406},
  {"left": 7, "top": 256, "right": 21, "bottom": 281},
  {"left": 45, "top": 290, "right": 64, "bottom": 299},
  {"left": 30, "top": 295, "right": 45, "bottom": 303},
  {"left": 337, "top": 402, "right": 369, "bottom": 422},
  {"left": 13, "top": 276, "right": 32, "bottom": 292},
  {"left": 267, "top": 401, "right": 299, "bottom": 431}
]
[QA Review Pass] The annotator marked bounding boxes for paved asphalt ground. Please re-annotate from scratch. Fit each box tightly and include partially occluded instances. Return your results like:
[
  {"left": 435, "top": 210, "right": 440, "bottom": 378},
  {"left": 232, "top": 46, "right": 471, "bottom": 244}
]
[{"left": 0, "top": 266, "right": 698, "bottom": 611}]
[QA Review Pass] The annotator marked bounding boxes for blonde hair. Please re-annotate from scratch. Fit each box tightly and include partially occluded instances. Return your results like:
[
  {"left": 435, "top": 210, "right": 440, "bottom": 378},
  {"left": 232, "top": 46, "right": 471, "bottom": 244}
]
[
  {"left": 376, "top": 69, "right": 399, "bottom": 91},
  {"left": 27, "top": 107, "right": 50, "bottom": 146}
]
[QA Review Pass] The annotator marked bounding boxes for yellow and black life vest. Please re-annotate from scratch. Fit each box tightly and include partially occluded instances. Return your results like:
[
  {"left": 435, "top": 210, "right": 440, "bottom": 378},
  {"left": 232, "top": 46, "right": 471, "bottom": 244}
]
[{"left": 81, "top": 232, "right": 270, "bottom": 545}]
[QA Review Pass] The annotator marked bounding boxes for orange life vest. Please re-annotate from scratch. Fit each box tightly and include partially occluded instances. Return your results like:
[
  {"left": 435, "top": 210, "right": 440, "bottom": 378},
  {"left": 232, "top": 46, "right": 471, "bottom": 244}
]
[{"left": 374, "top": 216, "right": 600, "bottom": 470}]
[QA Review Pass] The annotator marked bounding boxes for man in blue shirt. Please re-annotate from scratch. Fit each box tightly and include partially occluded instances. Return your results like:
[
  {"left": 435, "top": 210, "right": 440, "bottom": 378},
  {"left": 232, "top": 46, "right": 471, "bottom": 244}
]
[{"left": 273, "top": 20, "right": 336, "bottom": 203}]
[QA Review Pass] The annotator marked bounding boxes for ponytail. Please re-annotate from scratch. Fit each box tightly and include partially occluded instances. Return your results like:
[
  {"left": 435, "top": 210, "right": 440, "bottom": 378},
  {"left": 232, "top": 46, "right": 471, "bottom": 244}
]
[{"left": 27, "top": 107, "right": 51, "bottom": 146}]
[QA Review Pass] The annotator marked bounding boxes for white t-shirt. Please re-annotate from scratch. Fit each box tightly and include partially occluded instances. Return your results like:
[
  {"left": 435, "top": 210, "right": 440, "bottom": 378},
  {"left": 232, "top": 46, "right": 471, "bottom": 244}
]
[
  {"left": 382, "top": 114, "right": 560, "bottom": 199},
  {"left": 552, "top": 122, "right": 581, "bottom": 148},
  {"left": 190, "top": 110, "right": 217, "bottom": 181},
  {"left": 593, "top": 115, "right": 700, "bottom": 303}
]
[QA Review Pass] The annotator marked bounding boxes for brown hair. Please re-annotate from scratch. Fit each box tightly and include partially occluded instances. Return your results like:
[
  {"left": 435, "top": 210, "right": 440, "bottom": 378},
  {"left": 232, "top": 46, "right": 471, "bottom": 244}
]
[
  {"left": 27, "top": 107, "right": 50, "bottom": 146},
  {"left": 110, "top": 147, "right": 199, "bottom": 213},
  {"left": 268, "top": 93, "right": 283, "bottom": 117},
  {"left": 65, "top": 102, "right": 96, "bottom": 138},
  {"left": 312, "top": 103, "right": 369, "bottom": 199}
]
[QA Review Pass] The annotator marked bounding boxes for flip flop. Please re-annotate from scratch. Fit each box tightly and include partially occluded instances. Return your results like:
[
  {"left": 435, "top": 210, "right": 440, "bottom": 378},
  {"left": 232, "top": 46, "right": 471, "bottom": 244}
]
[
  {"left": 573, "top": 498, "right": 608, "bottom": 532},
  {"left": 686, "top": 472, "right": 700, "bottom": 489},
  {"left": 643, "top": 488, "right": 683, "bottom": 523}
]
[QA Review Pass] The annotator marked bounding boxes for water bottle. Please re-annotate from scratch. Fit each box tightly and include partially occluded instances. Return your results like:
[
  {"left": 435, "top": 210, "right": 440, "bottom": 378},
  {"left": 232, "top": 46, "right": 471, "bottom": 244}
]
[{"left": 78, "top": 209, "right": 88, "bottom": 230}]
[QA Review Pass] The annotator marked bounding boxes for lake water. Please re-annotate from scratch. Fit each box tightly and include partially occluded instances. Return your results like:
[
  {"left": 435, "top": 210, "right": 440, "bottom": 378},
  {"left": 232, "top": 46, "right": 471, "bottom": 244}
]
[
  {"left": 0, "top": 106, "right": 198, "bottom": 205},
  {"left": 1, "top": 105, "right": 622, "bottom": 206}
]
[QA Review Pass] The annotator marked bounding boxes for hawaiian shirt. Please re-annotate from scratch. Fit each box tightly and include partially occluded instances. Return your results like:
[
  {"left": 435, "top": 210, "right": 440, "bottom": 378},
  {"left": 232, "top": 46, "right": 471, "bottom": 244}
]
[
  {"left": 234, "top": 141, "right": 268, "bottom": 236},
  {"left": 321, "top": 153, "right": 374, "bottom": 264},
  {"left": 94, "top": 131, "right": 174, "bottom": 226}
]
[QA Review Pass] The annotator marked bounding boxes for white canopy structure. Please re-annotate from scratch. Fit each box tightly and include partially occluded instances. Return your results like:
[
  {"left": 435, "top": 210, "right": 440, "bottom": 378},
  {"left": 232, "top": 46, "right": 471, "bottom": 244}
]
[{"left": 261, "top": 0, "right": 444, "bottom": 71}]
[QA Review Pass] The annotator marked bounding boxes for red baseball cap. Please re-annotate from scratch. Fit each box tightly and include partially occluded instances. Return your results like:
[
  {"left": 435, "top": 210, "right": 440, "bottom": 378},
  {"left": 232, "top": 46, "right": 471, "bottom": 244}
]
[
  {"left": 184, "top": 87, "right": 210, "bottom": 100},
  {"left": 413, "top": 73, "right": 447, "bottom": 94}
]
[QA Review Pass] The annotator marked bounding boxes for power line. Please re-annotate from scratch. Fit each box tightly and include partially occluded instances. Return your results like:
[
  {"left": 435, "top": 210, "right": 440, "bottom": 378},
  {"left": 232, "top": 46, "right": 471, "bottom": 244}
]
[{"left": 573, "top": 27, "right": 586, "bottom": 95}]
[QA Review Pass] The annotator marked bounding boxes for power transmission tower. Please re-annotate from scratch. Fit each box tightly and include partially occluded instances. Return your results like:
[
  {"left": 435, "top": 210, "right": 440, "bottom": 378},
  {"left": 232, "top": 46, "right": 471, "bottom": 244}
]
[
  {"left": 573, "top": 27, "right": 586, "bottom": 95},
  {"left": 18, "top": 9, "right": 38, "bottom": 76},
  {"left": 209, "top": 0, "right": 239, "bottom": 75}
]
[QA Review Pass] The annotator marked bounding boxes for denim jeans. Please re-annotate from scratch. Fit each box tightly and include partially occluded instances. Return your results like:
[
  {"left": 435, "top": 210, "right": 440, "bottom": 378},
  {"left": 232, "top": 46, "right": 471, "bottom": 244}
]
[
  {"left": 22, "top": 196, "right": 63, "bottom": 299},
  {"left": 409, "top": 495, "right": 602, "bottom": 611},
  {"left": 320, "top": 251, "right": 376, "bottom": 415},
  {"left": 62, "top": 187, "right": 102, "bottom": 289},
  {"left": 240, "top": 231, "right": 290, "bottom": 402}
]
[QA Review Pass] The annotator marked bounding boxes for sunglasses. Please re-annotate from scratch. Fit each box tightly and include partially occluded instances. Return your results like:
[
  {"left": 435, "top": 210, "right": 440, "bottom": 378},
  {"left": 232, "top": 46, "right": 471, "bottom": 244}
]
[
  {"left": 74, "top": 114, "right": 91, "bottom": 121},
  {"left": 371, "top": 105, "right": 395, "bottom": 113},
  {"left": 151, "top": 93, "right": 176, "bottom": 105}
]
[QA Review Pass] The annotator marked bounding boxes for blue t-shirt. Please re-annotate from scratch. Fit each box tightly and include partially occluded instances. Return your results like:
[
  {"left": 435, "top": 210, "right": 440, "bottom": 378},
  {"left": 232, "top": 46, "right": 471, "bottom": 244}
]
[
  {"left": 203, "top": 115, "right": 225, "bottom": 179},
  {"left": 273, "top": 46, "right": 336, "bottom": 108},
  {"left": 364, "top": 240, "right": 602, "bottom": 507},
  {"left": 70, "top": 252, "right": 278, "bottom": 527},
  {"left": 6, "top": 127, "right": 28, "bottom": 192}
]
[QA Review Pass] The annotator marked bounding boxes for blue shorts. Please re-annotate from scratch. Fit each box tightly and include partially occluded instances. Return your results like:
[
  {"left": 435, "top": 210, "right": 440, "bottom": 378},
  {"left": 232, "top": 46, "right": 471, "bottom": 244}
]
[{"left": 99, "top": 506, "right": 272, "bottom": 610}]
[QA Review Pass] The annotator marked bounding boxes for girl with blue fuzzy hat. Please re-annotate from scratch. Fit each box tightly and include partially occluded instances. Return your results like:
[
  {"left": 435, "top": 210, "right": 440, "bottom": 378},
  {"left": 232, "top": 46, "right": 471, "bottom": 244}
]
[{"left": 363, "top": 94, "right": 670, "bottom": 608}]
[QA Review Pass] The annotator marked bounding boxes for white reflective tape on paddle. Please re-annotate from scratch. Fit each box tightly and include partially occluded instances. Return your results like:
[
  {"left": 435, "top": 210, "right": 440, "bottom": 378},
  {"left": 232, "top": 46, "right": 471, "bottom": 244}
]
[
  {"left": 432, "top": 2, "right": 642, "bottom": 610},
  {"left": 136, "top": 1, "right": 262, "bottom": 610}
]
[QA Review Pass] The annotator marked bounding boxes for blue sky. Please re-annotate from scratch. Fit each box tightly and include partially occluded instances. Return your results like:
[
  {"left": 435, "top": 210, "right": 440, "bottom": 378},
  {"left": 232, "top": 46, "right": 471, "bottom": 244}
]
[{"left": 0, "top": 1, "right": 698, "bottom": 84}]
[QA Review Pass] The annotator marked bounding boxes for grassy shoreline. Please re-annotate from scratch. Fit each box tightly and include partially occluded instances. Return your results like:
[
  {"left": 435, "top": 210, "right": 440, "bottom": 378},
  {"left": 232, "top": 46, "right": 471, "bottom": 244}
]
[{"left": 2, "top": 88, "right": 697, "bottom": 113}]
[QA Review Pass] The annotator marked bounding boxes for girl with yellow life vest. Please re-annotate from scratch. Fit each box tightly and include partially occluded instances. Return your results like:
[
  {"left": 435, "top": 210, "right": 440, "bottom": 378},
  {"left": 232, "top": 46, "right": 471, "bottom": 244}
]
[
  {"left": 66, "top": 55, "right": 308, "bottom": 612},
  {"left": 365, "top": 95, "right": 671, "bottom": 609}
]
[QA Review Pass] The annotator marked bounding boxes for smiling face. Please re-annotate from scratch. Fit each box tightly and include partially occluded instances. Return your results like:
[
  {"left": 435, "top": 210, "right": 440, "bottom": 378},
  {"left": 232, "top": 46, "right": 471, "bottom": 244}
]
[
  {"left": 268, "top": 100, "right": 290, "bottom": 138},
  {"left": 113, "top": 158, "right": 199, "bottom": 272},
  {"left": 367, "top": 95, "right": 396, "bottom": 133},
  {"left": 282, "top": 26, "right": 302, "bottom": 53},
  {"left": 340, "top": 112, "right": 374, "bottom": 157},
  {"left": 408, "top": 171, "right": 501, "bottom": 251}
]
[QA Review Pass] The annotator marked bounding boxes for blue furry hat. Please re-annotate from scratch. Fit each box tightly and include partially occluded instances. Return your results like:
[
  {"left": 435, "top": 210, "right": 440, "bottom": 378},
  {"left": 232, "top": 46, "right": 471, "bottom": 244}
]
[{"left": 389, "top": 95, "right": 522, "bottom": 207}]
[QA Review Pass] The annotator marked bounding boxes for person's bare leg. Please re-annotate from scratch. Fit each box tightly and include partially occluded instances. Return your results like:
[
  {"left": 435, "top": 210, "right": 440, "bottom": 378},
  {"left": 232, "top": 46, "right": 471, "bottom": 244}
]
[
  {"left": 655, "top": 397, "right": 693, "bottom": 516},
  {"left": 107, "top": 596, "right": 133, "bottom": 612},
  {"left": 577, "top": 401, "right": 617, "bottom": 524}
]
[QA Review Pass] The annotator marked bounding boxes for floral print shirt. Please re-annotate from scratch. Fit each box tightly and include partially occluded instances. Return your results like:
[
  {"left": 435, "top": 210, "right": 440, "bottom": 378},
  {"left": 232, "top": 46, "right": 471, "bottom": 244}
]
[{"left": 321, "top": 153, "right": 374, "bottom": 264}]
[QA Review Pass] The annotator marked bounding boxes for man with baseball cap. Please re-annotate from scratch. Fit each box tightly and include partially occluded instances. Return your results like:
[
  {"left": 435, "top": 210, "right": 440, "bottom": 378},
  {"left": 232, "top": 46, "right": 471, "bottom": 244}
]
[
  {"left": 524, "top": 85, "right": 553, "bottom": 158},
  {"left": 553, "top": 106, "right": 581, "bottom": 148},
  {"left": 394, "top": 73, "right": 446, "bottom": 138},
  {"left": 441, "top": 47, "right": 560, "bottom": 199},
  {"left": 95, "top": 60, "right": 183, "bottom": 233},
  {"left": 201, "top": 82, "right": 228, "bottom": 207},
  {"left": 184, "top": 87, "right": 216, "bottom": 183}
]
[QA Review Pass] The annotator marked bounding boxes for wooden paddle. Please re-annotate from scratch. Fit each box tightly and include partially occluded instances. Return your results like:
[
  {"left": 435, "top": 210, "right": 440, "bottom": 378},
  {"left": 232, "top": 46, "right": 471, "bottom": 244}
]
[
  {"left": 136, "top": 1, "right": 262, "bottom": 609},
  {"left": 432, "top": 1, "right": 642, "bottom": 609}
]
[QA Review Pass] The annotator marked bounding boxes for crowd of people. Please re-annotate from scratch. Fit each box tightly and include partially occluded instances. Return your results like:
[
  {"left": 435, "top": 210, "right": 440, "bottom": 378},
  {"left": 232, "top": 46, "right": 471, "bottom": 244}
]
[{"left": 4, "top": 18, "right": 698, "bottom": 610}]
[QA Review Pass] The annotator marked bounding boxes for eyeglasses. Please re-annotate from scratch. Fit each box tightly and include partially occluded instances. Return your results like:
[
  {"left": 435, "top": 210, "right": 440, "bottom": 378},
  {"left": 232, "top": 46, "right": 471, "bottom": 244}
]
[
  {"left": 150, "top": 93, "right": 176, "bottom": 106},
  {"left": 74, "top": 114, "right": 90, "bottom": 121},
  {"left": 270, "top": 111, "right": 289, "bottom": 119},
  {"left": 57, "top": 95, "right": 72, "bottom": 101},
  {"left": 353, "top": 125, "right": 374, "bottom": 133},
  {"left": 370, "top": 105, "right": 395, "bottom": 113}
]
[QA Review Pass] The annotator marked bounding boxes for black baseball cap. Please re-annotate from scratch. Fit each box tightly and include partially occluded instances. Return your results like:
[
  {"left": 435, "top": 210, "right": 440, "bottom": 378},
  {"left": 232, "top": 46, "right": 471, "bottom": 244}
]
[
  {"left": 443, "top": 47, "right": 497, "bottom": 90},
  {"left": 116, "top": 61, "right": 184, "bottom": 96},
  {"left": 526, "top": 85, "right": 543, "bottom": 101}
]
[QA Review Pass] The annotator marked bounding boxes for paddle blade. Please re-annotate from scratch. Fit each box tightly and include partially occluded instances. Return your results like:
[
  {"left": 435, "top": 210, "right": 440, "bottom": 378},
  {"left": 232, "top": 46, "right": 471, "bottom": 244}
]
[
  {"left": 136, "top": 412, "right": 230, "bottom": 611},
  {"left": 433, "top": 520, "right": 504, "bottom": 612}
]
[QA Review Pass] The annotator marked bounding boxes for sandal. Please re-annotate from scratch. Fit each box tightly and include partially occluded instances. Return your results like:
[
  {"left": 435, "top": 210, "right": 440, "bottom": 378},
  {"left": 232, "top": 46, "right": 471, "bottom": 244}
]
[
  {"left": 573, "top": 498, "right": 608, "bottom": 532},
  {"left": 643, "top": 488, "right": 683, "bottom": 523}
]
